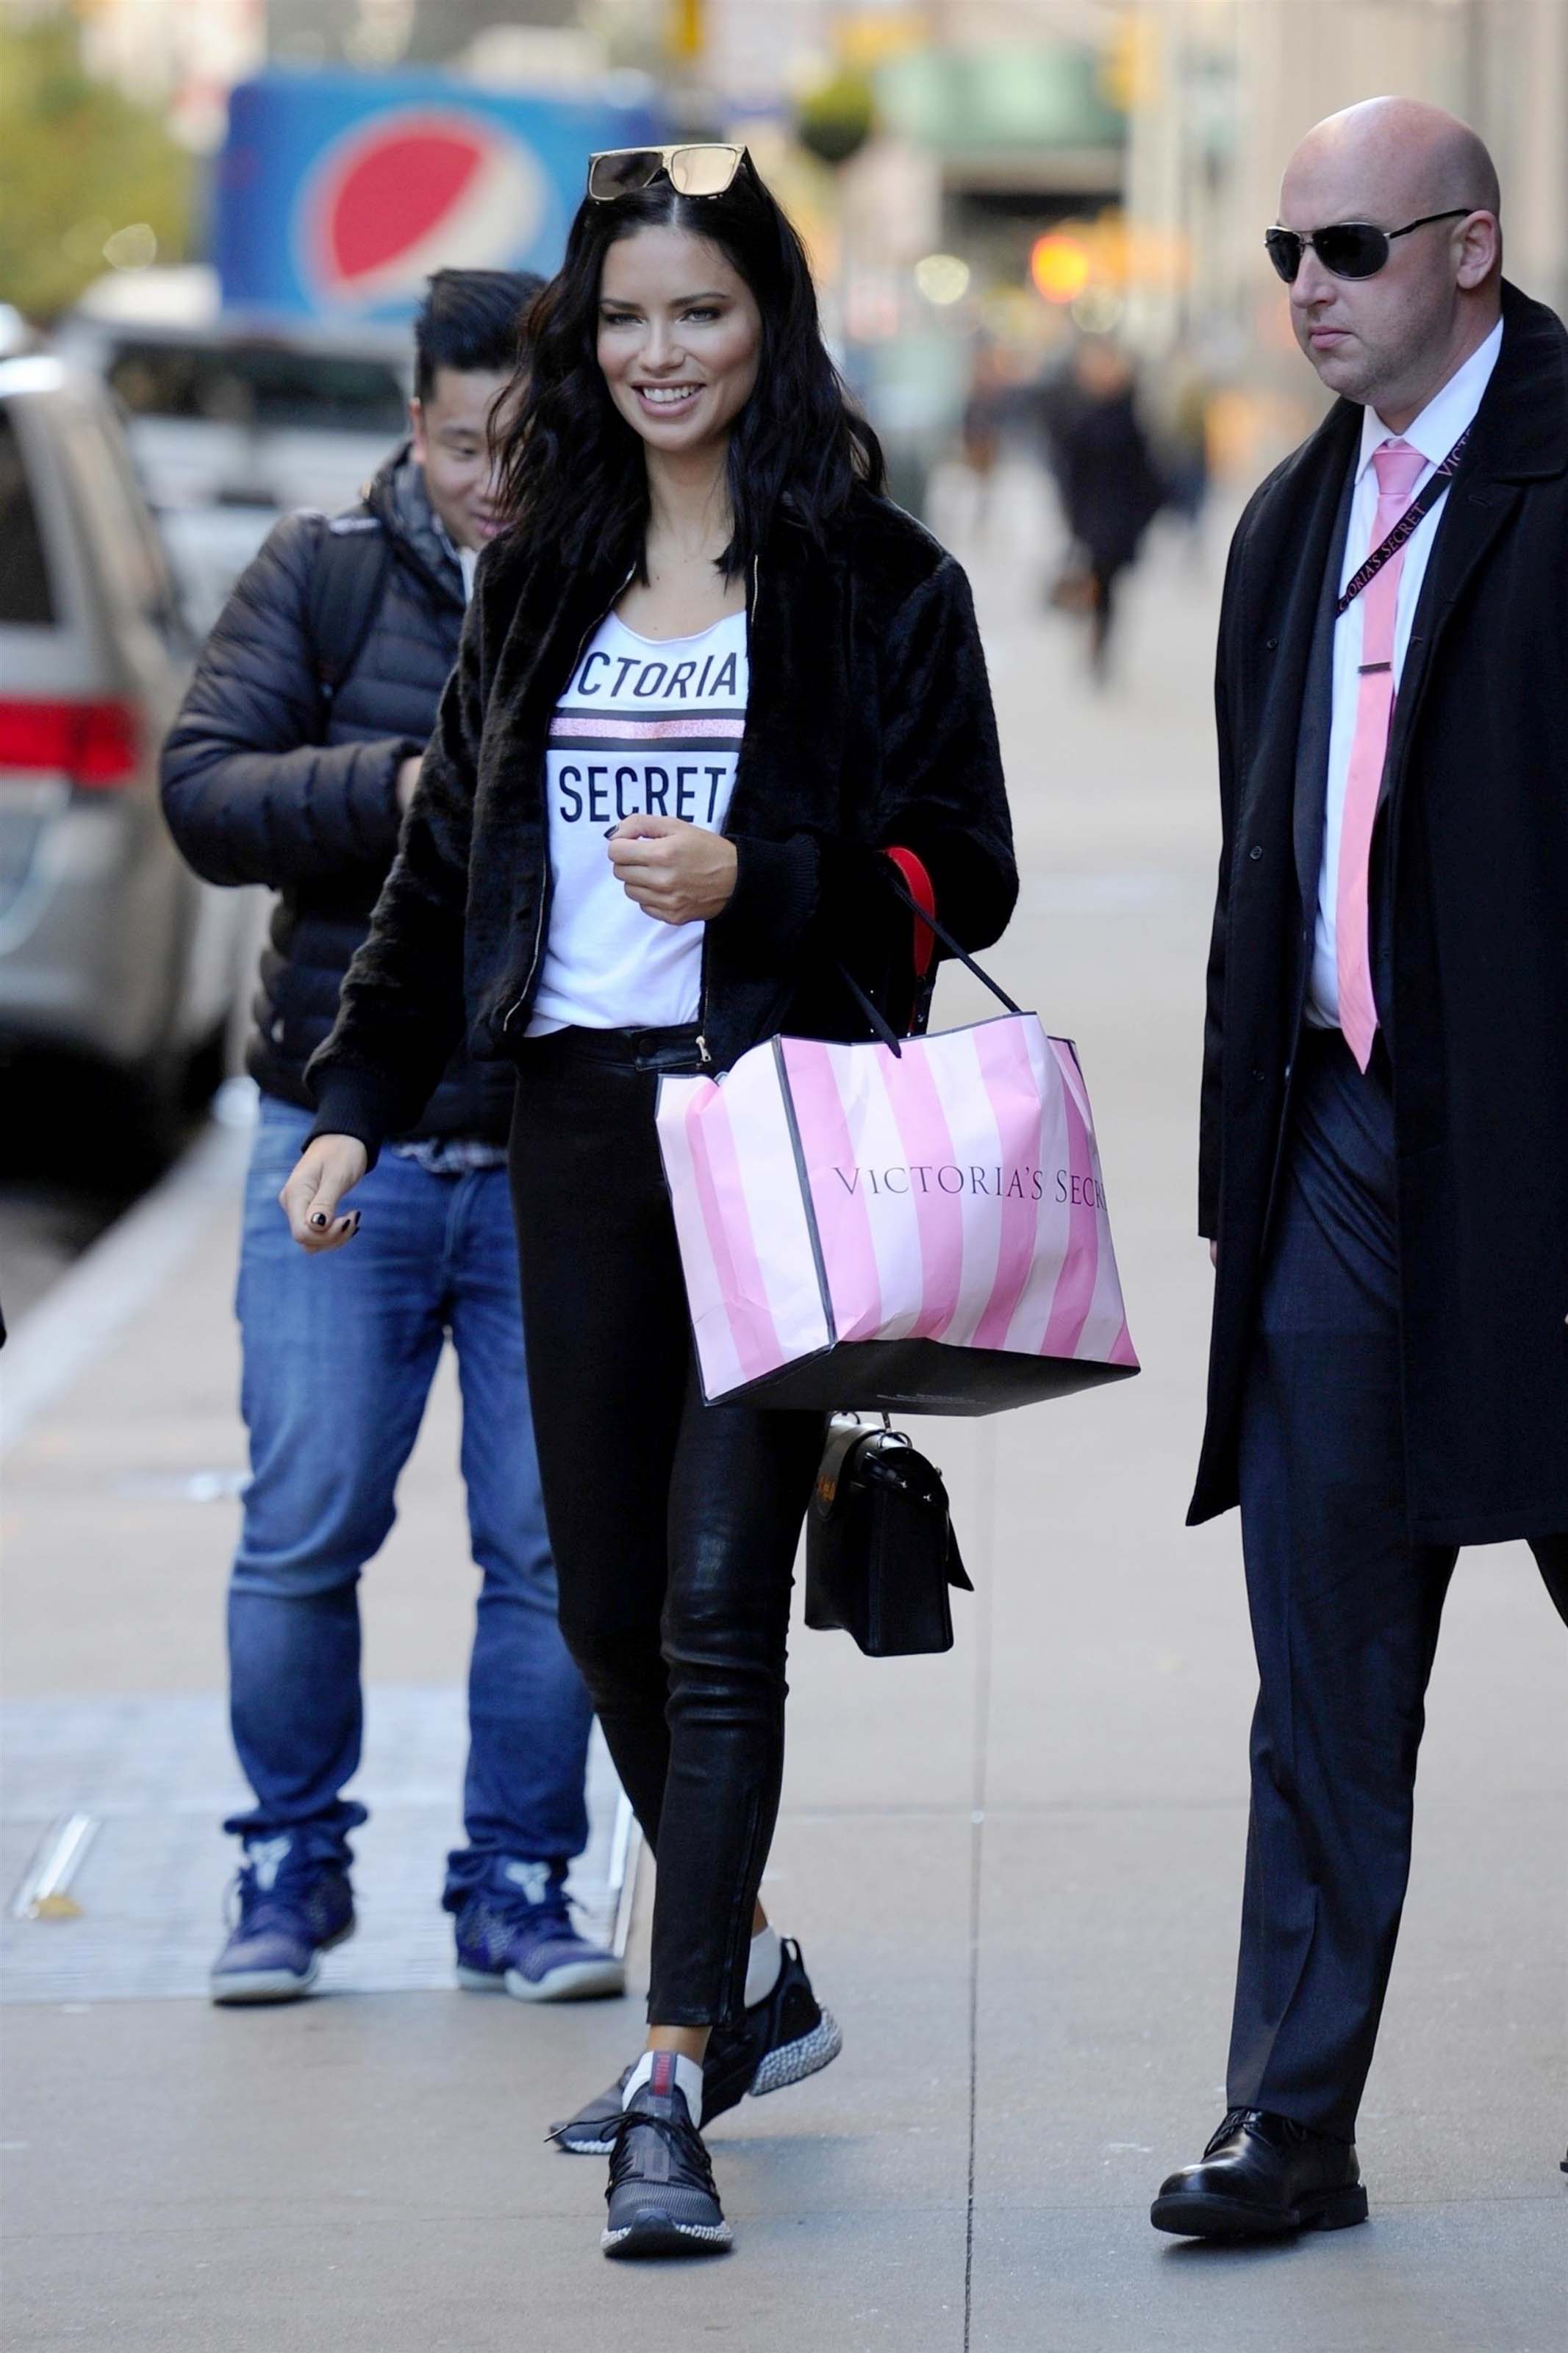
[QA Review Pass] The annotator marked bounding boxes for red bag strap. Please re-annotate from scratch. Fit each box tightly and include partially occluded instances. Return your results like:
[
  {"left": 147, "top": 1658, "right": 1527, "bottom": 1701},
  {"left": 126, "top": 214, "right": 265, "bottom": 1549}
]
[
  {"left": 883, "top": 846, "right": 936, "bottom": 979},
  {"left": 835, "top": 851, "right": 1018, "bottom": 1057}
]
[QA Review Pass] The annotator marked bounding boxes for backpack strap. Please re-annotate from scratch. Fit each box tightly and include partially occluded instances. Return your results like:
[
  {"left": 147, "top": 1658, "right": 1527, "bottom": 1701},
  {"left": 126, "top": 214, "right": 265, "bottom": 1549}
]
[{"left": 307, "top": 514, "right": 393, "bottom": 712}]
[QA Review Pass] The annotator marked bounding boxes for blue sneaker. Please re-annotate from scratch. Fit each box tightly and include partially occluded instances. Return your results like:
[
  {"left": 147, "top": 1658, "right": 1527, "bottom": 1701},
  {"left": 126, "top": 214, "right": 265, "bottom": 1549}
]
[
  {"left": 454, "top": 1863, "right": 624, "bottom": 2004},
  {"left": 210, "top": 1838, "right": 354, "bottom": 2005}
]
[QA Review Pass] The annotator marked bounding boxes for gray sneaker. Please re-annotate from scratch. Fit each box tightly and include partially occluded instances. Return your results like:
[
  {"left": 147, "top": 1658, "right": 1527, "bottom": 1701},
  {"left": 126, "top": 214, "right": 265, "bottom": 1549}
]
[
  {"left": 601, "top": 2056, "right": 731, "bottom": 2260},
  {"left": 551, "top": 1937, "right": 840, "bottom": 2154}
]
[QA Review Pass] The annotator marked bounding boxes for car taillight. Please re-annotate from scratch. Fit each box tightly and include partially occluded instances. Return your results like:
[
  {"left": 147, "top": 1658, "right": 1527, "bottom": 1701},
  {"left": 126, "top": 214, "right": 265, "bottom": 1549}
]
[{"left": 0, "top": 696, "right": 141, "bottom": 788}]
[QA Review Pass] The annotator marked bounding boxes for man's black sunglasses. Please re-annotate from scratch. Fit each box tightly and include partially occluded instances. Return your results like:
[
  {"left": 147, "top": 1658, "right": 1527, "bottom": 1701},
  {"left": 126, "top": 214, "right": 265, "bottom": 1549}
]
[{"left": 1264, "top": 209, "right": 1477, "bottom": 284}]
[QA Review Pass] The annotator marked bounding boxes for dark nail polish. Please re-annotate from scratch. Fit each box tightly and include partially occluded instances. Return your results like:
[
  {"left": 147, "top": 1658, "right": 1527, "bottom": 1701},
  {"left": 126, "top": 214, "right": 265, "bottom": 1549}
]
[{"left": 309, "top": 1212, "right": 327, "bottom": 1229}]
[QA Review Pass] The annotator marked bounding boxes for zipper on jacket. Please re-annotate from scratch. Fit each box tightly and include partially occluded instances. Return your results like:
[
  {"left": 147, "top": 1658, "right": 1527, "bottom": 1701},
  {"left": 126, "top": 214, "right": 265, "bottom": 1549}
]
[
  {"left": 499, "top": 569, "right": 635, "bottom": 1038},
  {"left": 501, "top": 882, "right": 551, "bottom": 1040},
  {"left": 693, "top": 554, "right": 761, "bottom": 1070}
]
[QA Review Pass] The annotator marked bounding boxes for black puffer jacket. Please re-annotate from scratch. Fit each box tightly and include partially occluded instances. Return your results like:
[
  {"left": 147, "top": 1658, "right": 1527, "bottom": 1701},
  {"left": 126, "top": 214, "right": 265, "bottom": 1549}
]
[
  {"left": 309, "top": 486, "right": 1017, "bottom": 1160},
  {"left": 160, "top": 448, "right": 517, "bottom": 1142}
]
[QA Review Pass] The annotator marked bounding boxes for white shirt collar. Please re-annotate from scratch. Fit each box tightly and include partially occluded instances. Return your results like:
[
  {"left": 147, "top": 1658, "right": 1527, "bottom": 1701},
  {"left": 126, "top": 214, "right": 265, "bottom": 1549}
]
[
  {"left": 432, "top": 514, "right": 479, "bottom": 604},
  {"left": 1356, "top": 314, "right": 1504, "bottom": 480}
]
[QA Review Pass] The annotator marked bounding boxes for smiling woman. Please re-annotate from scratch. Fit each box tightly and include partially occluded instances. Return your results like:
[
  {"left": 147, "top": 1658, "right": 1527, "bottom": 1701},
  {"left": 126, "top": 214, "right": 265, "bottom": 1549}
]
[
  {"left": 596, "top": 234, "right": 760, "bottom": 446},
  {"left": 592, "top": 226, "right": 760, "bottom": 645},
  {"left": 293, "top": 145, "right": 1017, "bottom": 2267},
  {"left": 490, "top": 146, "right": 884, "bottom": 599}
]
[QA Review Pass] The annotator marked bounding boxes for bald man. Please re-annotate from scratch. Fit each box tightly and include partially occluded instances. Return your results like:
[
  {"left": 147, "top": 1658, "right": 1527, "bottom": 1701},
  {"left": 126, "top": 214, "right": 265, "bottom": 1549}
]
[{"left": 1155, "top": 99, "right": 1568, "bottom": 2239}]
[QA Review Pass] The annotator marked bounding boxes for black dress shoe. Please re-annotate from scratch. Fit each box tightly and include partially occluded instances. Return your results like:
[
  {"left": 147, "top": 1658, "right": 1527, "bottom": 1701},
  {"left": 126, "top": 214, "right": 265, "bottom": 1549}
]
[{"left": 1151, "top": 2109, "right": 1369, "bottom": 2238}]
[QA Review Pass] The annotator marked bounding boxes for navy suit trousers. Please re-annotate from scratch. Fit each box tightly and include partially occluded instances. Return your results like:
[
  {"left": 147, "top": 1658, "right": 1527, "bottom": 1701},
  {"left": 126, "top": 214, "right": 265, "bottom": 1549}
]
[{"left": 1229, "top": 1026, "right": 1567, "bottom": 2138}]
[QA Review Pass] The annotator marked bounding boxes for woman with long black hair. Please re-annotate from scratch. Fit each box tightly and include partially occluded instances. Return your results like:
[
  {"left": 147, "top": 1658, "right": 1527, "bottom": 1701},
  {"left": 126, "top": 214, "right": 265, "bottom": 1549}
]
[{"left": 282, "top": 145, "right": 1016, "bottom": 2259}]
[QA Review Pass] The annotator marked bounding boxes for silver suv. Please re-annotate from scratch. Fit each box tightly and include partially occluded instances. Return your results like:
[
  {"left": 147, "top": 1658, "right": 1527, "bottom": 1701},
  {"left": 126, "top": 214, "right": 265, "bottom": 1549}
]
[
  {"left": 57, "top": 272, "right": 409, "bottom": 634},
  {"left": 0, "top": 321, "right": 251, "bottom": 1123}
]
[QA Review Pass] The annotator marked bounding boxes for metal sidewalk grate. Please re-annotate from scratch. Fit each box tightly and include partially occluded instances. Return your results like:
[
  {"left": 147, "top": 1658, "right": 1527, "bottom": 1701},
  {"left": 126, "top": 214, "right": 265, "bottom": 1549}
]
[{"left": 1, "top": 1686, "right": 635, "bottom": 2004}]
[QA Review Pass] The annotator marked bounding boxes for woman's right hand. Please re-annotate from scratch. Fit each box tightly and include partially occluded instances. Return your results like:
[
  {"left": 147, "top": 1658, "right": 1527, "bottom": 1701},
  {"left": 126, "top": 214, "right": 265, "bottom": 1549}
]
[{"left": 279, "top": 1134, "right": 370, "bottom": 1252}]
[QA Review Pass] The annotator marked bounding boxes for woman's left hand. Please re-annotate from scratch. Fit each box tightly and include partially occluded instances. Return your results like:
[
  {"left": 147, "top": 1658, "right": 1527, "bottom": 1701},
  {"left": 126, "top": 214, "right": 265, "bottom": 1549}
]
[{"left": 607, "top": 815, "right": 739, "bottom": 926}]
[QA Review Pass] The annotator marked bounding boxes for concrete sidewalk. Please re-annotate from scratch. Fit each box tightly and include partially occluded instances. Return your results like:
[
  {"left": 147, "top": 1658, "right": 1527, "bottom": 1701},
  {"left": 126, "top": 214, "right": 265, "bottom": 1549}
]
[{"left": 3, "top": 476, "right": 1563, "bottom": 2351}]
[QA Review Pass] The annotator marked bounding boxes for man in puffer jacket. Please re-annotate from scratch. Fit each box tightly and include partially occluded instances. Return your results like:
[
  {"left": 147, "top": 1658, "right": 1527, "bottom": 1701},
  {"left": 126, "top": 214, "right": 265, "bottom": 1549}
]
[{"left": 161, "top": 270, "right": 620, "bottom": 2008}]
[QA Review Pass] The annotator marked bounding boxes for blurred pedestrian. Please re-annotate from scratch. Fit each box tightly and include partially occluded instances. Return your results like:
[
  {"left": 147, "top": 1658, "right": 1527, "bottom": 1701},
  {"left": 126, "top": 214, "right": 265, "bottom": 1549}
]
[
  {"left": 284, "top": 145, "right": 1016, "bottom": 2259},
  {"left": 1151, "top": 340, "right": 1213, "bottom": 540},
  {"left": 160, "top": 272, "right": 620, "bottom": 2010},
  {"left": 1156, "top": 99, "right": 1568, "bottom": 2243},
  {"left": 1046, "top": 339, "right": 1164, "bottom": 679},
  {"left": 957, "top": 338, "right": 1009, "bottom": 540}
]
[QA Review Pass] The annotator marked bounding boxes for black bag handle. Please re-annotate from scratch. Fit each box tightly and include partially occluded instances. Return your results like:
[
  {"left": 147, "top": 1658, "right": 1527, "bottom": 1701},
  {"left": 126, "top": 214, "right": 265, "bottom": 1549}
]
[
  {"left": 881, "top": 867, "right": 1021, "bottom": 1015},
  {"left": 834, "top": 961, "right": 906, "bottom": 1056},
  {"left": 834, "top": 861, "right": 1021, "bottom": 1057}
]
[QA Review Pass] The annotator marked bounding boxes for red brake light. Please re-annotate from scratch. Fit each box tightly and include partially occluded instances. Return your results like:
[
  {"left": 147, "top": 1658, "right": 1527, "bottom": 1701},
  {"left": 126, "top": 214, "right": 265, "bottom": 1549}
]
[{"left": 0, "top": 696, "right": 140, "bottom": 788}]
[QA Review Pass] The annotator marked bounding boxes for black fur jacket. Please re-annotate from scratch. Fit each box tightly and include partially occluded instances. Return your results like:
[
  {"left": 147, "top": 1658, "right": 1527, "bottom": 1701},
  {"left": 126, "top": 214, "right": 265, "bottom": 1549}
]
[{"left": 307, "top": 486, "right": 1017, "bottom": 1160}]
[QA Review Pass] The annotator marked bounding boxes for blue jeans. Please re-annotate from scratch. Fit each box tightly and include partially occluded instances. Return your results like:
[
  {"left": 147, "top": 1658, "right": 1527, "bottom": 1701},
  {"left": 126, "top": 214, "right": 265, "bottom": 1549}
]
[{"left": 224, "top": 1097, "right": 593, "bottom": 1906}]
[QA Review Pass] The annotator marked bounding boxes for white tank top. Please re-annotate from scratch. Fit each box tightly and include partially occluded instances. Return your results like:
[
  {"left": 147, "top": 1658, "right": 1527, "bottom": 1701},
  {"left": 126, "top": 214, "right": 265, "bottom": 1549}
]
[{"left": 527, "top": 606, "right": 748, "bottom": 1036}]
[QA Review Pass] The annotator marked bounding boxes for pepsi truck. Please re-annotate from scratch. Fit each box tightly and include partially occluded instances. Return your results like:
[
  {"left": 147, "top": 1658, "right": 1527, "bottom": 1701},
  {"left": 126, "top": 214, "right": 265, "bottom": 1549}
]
[
  {"left": 64, "top": 69, "right": 662, "bottom": 628},
  {"left": 215, "top": 65, "right": 663, "bottom": 320}
]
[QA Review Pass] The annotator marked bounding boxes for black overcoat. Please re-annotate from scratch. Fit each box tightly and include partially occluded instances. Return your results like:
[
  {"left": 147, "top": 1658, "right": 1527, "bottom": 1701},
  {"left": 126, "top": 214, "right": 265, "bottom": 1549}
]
[
  {"left": 1192, "top": 282, "right": 1568, "bottom": 1546},
  {"left": 1056, "top": 389, "right": 1165, "bottom": 573},
  {"left": 308, "top": 485, "right": 1017, "bottom": 1157}
]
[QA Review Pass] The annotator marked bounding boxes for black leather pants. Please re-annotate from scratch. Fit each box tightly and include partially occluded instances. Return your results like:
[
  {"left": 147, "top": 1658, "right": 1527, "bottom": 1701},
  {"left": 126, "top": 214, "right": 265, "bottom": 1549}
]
[{"left": 509, "top": 1027, "right": 826, "bottom": 2026}]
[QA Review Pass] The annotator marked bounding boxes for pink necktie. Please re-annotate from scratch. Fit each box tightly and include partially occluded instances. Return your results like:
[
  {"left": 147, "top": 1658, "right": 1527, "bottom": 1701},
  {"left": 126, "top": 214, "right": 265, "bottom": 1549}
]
[{"left": 1336, "top": 437, "right": 1428, "bottom": 1070}]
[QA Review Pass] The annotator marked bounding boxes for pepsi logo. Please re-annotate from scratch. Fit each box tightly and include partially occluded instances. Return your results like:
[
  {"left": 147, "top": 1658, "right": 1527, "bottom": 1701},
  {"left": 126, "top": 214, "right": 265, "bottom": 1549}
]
[{"left": 297, "top": 107, "right": 548, "bottom": 312}]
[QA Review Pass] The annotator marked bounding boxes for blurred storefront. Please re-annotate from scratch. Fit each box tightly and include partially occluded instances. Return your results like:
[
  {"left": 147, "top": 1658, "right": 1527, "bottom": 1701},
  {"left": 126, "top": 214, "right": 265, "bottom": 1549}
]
[
  {"left": 1230, "top": 0, "right": 1568, "bottom": 328},
  {"left": 714, "top": 0, "right": 1567, "bottom": 485},
  {"left": 1120, "top": 0, "right": 1568, "bottom": 460},
  {"left": 32, "top": 0, "right": 1568, "bottom": 492}
]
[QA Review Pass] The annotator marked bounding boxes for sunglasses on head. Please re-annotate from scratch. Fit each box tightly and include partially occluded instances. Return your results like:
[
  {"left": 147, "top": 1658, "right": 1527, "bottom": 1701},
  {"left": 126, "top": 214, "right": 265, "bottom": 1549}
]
[
  {"left": 587, "top": 144, "right": 746, "bottom": 202},
  {"left": 1264, "top": 207, "right": 1476, "bottom": 283}
]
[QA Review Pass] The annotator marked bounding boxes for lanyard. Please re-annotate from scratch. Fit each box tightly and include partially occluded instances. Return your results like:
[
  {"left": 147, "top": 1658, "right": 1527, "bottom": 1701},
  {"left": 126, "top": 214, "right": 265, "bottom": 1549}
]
[{"left": 1335, "top": 426, "right": 1472, "bottom": 616}]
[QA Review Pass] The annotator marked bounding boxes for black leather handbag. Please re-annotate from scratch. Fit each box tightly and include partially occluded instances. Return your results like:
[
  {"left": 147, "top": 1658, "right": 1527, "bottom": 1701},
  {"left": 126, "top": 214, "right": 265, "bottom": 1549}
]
[{"left": 804, "top": 1418, "right": 973, "bottom": 1657}]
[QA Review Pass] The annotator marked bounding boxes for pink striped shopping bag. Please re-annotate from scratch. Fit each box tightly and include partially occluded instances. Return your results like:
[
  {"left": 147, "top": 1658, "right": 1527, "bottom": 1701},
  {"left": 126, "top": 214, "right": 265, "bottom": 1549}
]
[{"left": 656, "top": 1003, "right": 1139, "bottom": 1415}]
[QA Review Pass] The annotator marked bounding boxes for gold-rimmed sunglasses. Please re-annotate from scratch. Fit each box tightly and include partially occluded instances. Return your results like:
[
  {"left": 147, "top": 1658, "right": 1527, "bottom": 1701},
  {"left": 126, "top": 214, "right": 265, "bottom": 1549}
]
[{"left": 586, "top": 144, "right": 746, "bottom": 202}]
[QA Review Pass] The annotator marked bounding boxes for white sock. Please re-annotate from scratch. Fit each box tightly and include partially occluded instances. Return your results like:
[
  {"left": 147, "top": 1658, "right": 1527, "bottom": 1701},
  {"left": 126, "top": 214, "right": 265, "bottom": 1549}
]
[
  {"left": 745, "top": 1921, "right": 784, "bottom": 2008},
  {"left": 623, "top": 2048, "right": 705, "bottom": 2125}
]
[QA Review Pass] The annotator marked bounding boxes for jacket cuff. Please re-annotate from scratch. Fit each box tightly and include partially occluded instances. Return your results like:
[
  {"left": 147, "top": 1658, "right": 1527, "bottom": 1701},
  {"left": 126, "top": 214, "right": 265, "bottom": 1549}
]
[
  {"left": 709, "top": 831, "right": 820, "bottom": 963},
  {"left": 815, "top": 835, "right": 911, "bottom": 966},
  {"left": 304, "top": 1063, "right": 407, "bottom": 1170},
  {"left": 370, "top": 738, "right": 423, "bottom": 847}
]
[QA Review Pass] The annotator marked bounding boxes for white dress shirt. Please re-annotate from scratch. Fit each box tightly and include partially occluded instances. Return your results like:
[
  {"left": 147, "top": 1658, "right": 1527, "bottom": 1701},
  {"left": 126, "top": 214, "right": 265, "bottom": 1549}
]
[{"left": 1307, "top": 317, "right": 1504, "bottom": 1029}]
